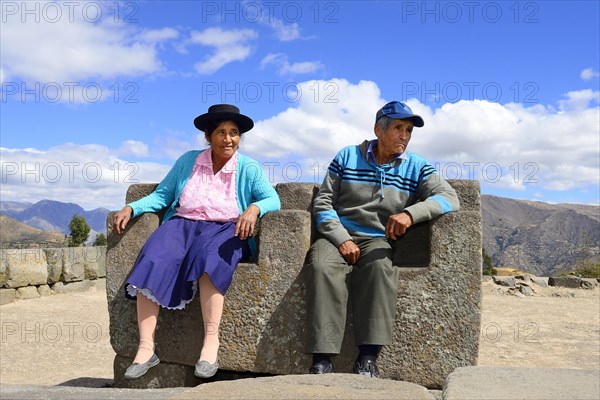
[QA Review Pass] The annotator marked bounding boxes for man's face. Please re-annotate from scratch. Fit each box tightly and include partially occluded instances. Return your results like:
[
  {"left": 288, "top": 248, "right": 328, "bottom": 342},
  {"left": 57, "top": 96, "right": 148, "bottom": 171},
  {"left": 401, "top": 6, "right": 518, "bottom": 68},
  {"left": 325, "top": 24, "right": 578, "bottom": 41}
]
[{"left": 375, "top": 119, "right": 413, "bottom": 156}]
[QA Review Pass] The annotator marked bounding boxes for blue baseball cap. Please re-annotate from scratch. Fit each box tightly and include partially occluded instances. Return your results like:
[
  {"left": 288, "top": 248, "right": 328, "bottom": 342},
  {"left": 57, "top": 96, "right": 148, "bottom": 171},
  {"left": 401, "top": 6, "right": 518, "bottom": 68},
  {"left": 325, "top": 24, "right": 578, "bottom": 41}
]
[{"left": 375, "top": 101, "right": 424, "bottom": 127}]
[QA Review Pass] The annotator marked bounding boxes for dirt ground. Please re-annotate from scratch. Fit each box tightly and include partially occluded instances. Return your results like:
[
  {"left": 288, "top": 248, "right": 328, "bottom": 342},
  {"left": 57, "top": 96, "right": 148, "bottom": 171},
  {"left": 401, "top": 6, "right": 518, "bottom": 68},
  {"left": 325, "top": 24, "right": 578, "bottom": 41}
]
[
  {"left": 478, "top": 280, "right": 600, "bottom": 370},
  {"left": 0, "top": 281, "right": 598, "bottom": 386}
]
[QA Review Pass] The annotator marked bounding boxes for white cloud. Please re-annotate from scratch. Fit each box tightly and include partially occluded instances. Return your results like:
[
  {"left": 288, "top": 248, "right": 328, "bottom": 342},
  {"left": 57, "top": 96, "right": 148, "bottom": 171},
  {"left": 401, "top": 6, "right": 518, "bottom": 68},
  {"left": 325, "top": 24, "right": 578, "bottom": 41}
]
[
  {"left": 188, "top": 27, "right": 257, "bottom": 47},
  {"left": 0, "top": 144, "right": 170, "bottom": 210},
  {"left": 580, "top": 68, "right": 600, "bottom": 81},
  {"left": 241, "top": 80, "right": 599, "bottom": 196},
  {"left": 241, "top": 2, "right": 303, "bottom": 42},
  {"left": 187, "top": 27, "right": 258, "bottom": 74},
  {"left": 1, "top": 5, "right": 176, "bottom": 83},
  {"left": 2, "top": 83, "right": 598, "bottom": 209},
  {"left": 260, "top": 53, "right": 283, "bottom": 68},
  {"left": 410, "top": 98, "right": 600, "bottom": 192},
  {"left": 260, "top": 53, "right": 323, "bottom": 76},
  {"left": 136, "top": 27, "right": 179, "bottom": 44},
  {"left": 118, "top": 140, "right": 149, "bottom": 158},
  {"left": 269, "top": 19, "right": 301, "bottom": 41},
  {"left": 558, "top": 89, "right": 600, "bottom": 111},
  {"left": 243, "top": 79, "right": 382, "bottom": 162},
  {"left": 154, "top": 131, "right": 207, "bottom": 160}
]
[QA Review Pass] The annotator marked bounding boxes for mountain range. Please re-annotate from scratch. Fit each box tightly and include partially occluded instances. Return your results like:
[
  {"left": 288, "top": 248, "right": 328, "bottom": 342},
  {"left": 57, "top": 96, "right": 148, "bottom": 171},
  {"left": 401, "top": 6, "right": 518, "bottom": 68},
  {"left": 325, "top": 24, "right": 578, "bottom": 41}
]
[
  {"left": 1, "top": 197, "right": 598, "bottom": 276},
  {"left": 481, "top": 195, "right": 599, "bottom": 276},
  {"left": 0, "top": 214, "right": 67, "bottom": 248},
  {"left": 1, "top": 200, "right": 110, "bottom": 245}
]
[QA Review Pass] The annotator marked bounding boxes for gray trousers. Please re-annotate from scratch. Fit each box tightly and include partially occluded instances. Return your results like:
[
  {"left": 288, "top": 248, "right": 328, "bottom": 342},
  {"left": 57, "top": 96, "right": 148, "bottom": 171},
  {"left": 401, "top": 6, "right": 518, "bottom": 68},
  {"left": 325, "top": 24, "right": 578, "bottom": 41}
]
[{"left": 304, "top": 236, "right": 400, "bottom": 354}]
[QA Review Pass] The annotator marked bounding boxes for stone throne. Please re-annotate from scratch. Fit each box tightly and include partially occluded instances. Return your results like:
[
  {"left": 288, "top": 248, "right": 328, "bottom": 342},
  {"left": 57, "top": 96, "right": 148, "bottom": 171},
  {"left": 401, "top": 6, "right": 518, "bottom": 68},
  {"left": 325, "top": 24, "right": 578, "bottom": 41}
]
[{"left": 105, "top": 180, "right": 482, "bottom": 389}]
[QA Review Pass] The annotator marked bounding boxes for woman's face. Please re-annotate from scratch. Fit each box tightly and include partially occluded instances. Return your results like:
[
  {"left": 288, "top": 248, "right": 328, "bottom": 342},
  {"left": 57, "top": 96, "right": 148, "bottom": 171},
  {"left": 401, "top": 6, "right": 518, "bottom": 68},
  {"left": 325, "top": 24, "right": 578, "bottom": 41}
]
[{"left": 207, "top": 120, "right": 240, "bottom": 161}]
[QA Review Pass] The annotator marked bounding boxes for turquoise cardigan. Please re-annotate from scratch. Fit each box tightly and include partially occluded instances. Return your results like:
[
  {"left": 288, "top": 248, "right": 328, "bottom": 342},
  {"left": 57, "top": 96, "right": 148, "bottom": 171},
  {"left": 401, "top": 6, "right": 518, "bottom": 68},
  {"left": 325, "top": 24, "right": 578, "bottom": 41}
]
[{"left": 128, "top": 150, "right": 281, "bottom": 255}]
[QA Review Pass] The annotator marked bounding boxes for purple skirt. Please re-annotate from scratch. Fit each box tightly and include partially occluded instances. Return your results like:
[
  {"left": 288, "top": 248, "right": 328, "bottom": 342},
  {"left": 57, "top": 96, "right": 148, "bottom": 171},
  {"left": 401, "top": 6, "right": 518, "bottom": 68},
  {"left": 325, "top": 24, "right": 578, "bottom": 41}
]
[{"left": 125, "top": 217, "right": 250, "bottom": 309}]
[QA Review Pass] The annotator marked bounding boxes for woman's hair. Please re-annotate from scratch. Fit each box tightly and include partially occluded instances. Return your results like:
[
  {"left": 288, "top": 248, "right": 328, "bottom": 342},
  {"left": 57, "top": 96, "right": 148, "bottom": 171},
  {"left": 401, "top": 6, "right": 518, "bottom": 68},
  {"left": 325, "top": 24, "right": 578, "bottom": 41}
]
[
  {"left": 203, "top": 119, "right": 241, "bottom": 143},
  {"left": 375, "top": 115, "right": 394, "bottom": 133}
]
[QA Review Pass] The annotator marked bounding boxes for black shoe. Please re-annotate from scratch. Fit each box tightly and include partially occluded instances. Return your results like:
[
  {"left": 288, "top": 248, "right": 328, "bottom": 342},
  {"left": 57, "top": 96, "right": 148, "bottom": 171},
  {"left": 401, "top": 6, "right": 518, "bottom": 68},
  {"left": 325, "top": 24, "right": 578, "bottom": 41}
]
[
  {"left": 308, "top": 360, "right": 334, "bottom": 374},
  {"left": 353, "top": 359, "right": 379, "bottom": 378}
]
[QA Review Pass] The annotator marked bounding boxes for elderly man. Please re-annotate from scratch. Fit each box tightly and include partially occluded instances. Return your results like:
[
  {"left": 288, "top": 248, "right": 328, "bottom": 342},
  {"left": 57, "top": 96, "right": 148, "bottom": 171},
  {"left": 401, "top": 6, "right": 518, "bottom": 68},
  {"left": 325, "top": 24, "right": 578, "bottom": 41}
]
[{"left": 305, "top": 101, "right": 460, "bottom": 377}]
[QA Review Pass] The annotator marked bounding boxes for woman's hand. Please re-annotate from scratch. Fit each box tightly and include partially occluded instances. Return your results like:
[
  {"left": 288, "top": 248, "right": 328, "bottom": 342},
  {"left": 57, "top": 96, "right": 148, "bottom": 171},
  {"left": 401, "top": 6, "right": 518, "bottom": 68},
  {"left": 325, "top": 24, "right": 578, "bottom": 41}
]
[
  {"left": 338, "top": 240, "right": 361, "bottom": 265},
  {"left": 235, "top": 204, "right": 260, "bottom": 240},
  {"left": 113, "top": 205, "right": 133, "bottom": 235}
]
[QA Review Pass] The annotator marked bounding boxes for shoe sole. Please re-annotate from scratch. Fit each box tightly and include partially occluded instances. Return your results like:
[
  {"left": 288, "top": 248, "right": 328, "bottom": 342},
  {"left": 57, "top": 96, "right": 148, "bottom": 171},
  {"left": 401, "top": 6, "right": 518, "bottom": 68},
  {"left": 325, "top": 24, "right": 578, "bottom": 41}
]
[
  {"left": 308, "top": 363, "right": 335, "bottom": 374},
  {"left": 353, "top": 360, "right": 379, "bottom": 378},
  {"left": 194, "top": 361, "right": 219, "bottom": 378}
]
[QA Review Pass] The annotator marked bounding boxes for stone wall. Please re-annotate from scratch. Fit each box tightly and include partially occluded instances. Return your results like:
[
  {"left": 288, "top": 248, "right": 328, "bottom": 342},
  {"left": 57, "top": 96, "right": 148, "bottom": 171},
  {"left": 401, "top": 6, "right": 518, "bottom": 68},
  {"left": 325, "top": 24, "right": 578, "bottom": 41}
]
[{"left": 0, "top": 246, "right": 106, "bottom": 305}]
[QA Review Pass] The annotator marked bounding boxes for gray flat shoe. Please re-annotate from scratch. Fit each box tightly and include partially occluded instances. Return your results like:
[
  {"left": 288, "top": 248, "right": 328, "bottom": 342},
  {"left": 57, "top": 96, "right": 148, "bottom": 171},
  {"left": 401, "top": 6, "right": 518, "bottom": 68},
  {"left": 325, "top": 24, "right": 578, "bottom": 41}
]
[
  {"left": 194, "top": 360, "right": 219, "bottom": 378},
  {"left": 124, "top": 353, "right": 160, "bottom": 379}
]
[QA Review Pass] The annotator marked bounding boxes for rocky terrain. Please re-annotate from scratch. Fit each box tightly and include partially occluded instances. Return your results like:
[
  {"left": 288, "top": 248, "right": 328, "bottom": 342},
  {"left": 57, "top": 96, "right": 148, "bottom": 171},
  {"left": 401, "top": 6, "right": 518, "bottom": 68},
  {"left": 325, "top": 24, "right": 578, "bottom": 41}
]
[
  {"left": 0, "top": 214, "right": 67, "bottom": 248},
  {"left": 482, "top": 195, "right": 599, "bottom": 276}
]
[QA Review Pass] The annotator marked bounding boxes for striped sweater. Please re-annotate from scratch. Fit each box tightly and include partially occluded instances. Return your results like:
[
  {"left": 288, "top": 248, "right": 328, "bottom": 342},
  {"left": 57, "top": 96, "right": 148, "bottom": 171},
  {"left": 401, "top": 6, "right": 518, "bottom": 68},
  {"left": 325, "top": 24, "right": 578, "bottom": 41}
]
[{"left": 314, "top": 140, "right": 460, "bottom": 247}]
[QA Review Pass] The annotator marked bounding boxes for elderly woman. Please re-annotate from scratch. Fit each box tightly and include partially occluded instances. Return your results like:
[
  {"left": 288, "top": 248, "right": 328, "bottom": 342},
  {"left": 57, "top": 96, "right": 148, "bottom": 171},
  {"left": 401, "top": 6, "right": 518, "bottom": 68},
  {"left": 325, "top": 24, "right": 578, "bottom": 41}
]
[{"left": 113, "top": 104, "right": 280, "bottom": 380}]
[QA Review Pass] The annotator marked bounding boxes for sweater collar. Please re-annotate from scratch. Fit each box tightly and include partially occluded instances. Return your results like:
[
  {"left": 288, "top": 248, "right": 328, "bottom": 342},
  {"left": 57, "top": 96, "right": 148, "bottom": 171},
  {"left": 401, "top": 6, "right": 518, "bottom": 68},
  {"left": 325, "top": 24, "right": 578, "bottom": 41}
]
[{"left": 366, "top": 140, "right": 408, "bottom": 165}]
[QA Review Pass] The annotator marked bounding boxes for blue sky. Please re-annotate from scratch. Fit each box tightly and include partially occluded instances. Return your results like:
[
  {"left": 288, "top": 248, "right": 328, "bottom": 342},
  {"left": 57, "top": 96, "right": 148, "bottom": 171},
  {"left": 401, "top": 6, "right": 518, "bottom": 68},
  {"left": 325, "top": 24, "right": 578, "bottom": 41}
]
[{"left": 1, "top": 0, "right": 599, "bottom": 210}]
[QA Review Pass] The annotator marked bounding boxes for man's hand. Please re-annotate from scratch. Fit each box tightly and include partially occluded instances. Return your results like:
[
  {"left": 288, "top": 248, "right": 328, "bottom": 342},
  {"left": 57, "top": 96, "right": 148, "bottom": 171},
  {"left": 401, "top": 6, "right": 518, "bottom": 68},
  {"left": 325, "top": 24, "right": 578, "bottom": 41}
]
[
  {"left": 385, "top": 211, "right": 413, "bottom": 240},
  {"left": 235, "top": 204, "right": 260, "bottom": 240},
  {"left": 338, "top": 240, "right": 360, "bottom": 265},
  {"left": 113, "top": 205, "right": 133, "bottom": 235}
]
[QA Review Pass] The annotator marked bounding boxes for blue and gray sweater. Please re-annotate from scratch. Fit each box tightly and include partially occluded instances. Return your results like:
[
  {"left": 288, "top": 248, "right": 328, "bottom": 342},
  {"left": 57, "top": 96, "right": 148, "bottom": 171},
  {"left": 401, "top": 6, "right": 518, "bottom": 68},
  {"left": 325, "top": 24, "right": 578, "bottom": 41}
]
[{"left": 314, "top": 140, "right": 460, "bottom": 247}]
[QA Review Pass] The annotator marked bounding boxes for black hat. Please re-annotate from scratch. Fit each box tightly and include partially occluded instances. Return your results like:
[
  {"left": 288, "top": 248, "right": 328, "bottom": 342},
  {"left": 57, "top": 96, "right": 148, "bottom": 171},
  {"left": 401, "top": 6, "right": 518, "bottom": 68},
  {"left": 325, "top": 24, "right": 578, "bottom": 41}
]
[{"left": 193, "top": 104, "right": 254, "bottom": 133}]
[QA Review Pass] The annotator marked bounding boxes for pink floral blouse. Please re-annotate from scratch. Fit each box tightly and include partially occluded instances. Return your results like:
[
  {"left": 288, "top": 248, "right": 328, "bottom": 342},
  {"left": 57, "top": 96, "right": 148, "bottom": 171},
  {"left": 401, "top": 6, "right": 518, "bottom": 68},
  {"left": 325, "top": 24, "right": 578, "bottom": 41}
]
[{"left": 175, "top": 150, "right": 239, "bottom": 222}]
